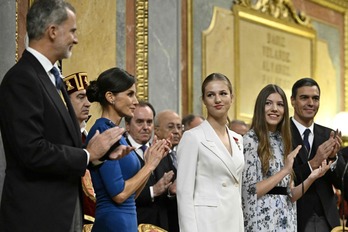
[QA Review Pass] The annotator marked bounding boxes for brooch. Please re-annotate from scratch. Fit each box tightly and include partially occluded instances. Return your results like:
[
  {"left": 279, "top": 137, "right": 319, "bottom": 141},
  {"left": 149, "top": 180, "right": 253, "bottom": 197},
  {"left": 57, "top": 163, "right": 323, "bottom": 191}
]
[{"left": 233, "top": 137, "right": 241, "bottom": 151}]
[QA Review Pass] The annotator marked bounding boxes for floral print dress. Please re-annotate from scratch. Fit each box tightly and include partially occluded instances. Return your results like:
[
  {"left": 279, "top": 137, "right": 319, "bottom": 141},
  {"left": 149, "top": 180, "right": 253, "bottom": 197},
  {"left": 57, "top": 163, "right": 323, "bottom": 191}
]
[{"left": 242, "top": 129, "right": 296, "bottom": 232}]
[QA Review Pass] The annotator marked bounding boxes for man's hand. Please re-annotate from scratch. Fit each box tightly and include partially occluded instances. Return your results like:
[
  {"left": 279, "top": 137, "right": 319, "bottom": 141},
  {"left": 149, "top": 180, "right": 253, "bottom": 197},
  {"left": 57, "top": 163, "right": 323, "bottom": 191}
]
[
  {"left": 86, "top": 127, "right": 125, "bottom": 162},
  {"left": 168, "top": 180, "right": 177, "bottom": 195},
  {"left": 153, "top": 171, "right": 174, "bottom": 197},
  {"left": 310, "top": 132, "right": 338, "bottom": 169}
]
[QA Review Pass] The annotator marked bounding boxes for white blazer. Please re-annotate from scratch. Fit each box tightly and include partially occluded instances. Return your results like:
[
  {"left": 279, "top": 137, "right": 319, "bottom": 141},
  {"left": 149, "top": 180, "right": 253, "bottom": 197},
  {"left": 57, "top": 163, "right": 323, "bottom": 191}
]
[{"left": 177, "top": 120, "right": 245, "bottom": 232}]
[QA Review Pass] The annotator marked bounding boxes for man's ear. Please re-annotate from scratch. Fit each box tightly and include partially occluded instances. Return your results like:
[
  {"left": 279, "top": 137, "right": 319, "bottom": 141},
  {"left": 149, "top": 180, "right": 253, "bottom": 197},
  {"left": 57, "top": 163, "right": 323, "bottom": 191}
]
[
  {"left": 47, "top": 24, "right": 58, "bottom": 40},
  {"left": 290, "top": 96, "right": 295, "bottom": 107}
]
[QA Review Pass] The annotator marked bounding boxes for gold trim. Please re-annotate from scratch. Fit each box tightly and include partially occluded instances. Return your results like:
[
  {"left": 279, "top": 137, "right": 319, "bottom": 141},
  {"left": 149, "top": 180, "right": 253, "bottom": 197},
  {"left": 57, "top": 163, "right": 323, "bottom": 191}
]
[
  {"left": 310, "top": 0, "right": 348, "bottom": 111},
  {"left": 346, "top": 11, "right": 348, "bottom": 111},
  {"left": 187, "top": 0, "right": 193, "bottom": 113},
  {"left": 310, "top": 0, "right": 348, "bottom": 12},
  {"left": 233, "top": 4, "right": 316, "bottom": 121},
  {"left": 15, "top": 0, "right": 18, "bottom": 62},
  {"left": 234, "top": 0, "right": 311, "bottom": 27},
  {"left": 135, "top": 0, "right": 149, "bottom": 101}
]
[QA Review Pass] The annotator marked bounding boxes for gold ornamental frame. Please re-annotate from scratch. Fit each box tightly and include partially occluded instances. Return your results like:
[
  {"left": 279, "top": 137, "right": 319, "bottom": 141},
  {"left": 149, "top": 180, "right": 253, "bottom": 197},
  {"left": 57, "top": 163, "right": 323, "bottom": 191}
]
[
  {"left": 309, "top": 0, "right": 348, "bottom": 111},
  {"left": 233, "top": 2, "right": 316, "bottom": 121}
]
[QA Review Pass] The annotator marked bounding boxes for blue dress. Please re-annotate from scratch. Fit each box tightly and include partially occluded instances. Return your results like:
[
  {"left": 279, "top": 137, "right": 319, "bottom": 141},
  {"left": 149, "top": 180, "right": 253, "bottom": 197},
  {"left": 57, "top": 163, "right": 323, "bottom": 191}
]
[{"left": 86, "top": 118, "right": 141, "bottom": 232}]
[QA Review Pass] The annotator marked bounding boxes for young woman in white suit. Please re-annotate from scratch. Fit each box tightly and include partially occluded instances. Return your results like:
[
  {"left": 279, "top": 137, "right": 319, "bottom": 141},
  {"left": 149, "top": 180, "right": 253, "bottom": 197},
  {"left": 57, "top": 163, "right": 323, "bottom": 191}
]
[{"left": 176, "top": 73, "right": 245, "bottom": 232}]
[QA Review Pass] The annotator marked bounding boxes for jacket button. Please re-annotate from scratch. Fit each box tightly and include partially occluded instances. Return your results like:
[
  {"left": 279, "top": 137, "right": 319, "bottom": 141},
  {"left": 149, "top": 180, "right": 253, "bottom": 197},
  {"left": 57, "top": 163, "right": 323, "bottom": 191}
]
[{"left": 222, "top": 183, "right": 227, "bottom": 187}]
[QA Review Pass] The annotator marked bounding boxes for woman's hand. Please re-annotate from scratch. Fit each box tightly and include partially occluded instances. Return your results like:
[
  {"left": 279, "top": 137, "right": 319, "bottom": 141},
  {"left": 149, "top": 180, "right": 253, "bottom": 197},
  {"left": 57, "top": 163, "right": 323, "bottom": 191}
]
[
  {"left": 110, "top": 145, "right": 135, "bottom": 160},
  {"left": 284, "top": 145, "right": 302, "bottom": 174},
  {"left": 144, "top": 139, "right": 170, "bottom": 171},
  {"left": 309, "top": 160, "right": 331, "bottom": 180}
]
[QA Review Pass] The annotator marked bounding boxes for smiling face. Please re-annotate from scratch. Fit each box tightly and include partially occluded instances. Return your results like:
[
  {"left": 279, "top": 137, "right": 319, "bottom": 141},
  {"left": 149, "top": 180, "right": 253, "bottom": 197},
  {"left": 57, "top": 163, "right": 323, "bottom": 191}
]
[
  {"left": 53, "top": 8, "right": 78, "bottom": 60},
  {"left": 112, "top": 84, "right": 138, "bottom": 118},
  {"left": 291, "top": 85, "right": 320, "bottom": 127},
  {"left": 203, "top": 80, "right": 233, "bottom": 119},
  {"left": 265, "top": 93, "right": 284, "bottom": 132},
  {"left": 69, "top": 89, "right": 91, "bottom": 124},
  {"left": 126, "top": 105, "right": 154, "bottom": 145}
]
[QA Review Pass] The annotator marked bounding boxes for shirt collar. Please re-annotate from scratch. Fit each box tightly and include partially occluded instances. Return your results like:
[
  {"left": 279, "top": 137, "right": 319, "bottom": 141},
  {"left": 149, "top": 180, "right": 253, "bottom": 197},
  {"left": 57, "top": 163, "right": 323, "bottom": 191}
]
[
  {"left": 291, "top": 117, "right": 314, "bottom": 135},
  {"left": 127, "top": 134, "right": 149, "bottom": 149},
  {"left": 26, "top": 47, "right": 56, "bottom": 72}
]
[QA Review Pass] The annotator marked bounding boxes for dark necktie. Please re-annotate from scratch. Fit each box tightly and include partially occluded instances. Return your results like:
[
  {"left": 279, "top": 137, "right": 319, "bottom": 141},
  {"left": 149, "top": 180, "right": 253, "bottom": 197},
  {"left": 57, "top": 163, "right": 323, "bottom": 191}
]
[
  {"left": 50, "top": 66, "right": 63, "bottom": 90},
  {"left": 303, "top": 128, "right": 311, "bottom": 154},
  {"left": 170, "top": 150, "right": 177, "bottom": 169},
  {"left": 140, "top": 144, "right": 147, "bottom": 153}
]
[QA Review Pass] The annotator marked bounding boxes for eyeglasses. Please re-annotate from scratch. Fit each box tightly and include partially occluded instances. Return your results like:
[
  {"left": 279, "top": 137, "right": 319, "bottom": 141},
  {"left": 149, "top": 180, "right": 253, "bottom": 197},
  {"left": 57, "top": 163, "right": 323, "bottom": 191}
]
[{"left": 166, "top": 123, "right": 182, "bottom": 132}]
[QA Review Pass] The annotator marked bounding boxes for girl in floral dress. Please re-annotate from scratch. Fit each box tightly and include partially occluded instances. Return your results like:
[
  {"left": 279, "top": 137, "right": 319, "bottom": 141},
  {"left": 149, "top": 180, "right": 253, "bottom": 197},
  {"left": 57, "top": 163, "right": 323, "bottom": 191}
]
[{"left": 242, "top": 84, "right": 330, "bottom": 232}]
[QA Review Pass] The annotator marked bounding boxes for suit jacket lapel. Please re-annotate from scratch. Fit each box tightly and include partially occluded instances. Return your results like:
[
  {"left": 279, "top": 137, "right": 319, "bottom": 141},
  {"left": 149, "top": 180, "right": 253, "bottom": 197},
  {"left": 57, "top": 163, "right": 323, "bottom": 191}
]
[
  {"left": 200, "top": 121, "right": 239, "bottom": 182},
  {"left": 25, "top": 51, "right": 81, "bottom": 147},
  {"left": 290, "top": 119, "right": 309, "bottom": 163}
]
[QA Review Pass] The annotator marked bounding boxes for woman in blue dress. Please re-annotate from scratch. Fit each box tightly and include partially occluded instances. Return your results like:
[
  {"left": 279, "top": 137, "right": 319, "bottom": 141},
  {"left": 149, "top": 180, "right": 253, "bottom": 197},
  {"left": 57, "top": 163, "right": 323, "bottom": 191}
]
[
  {"left": 85, "top": 67, "right": 169, "bottom": 232},
  {"left": 242, "top": 84, "right": 330, "bottom": 232}
]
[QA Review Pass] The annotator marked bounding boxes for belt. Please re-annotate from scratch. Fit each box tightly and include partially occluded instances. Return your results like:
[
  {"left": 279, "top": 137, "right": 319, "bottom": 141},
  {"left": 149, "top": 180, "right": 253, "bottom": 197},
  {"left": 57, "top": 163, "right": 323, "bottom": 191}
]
[{"left": 267, "top": 186, "right": 288, "bottom": 195}]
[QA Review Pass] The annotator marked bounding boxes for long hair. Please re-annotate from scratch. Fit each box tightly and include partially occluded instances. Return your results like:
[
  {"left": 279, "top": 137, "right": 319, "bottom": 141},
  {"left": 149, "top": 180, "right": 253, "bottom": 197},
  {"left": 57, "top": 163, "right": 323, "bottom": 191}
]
[
  {"left": 201, "top": 73, "right": 233, "bottom": 100},
  {"left": 251, "top": 84, "right": 291, "bottom": 175}
]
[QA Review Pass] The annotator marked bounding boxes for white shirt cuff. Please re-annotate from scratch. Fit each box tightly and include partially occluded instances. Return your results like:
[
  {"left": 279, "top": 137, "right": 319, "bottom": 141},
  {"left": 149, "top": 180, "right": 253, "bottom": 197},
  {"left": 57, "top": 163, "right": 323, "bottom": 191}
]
[{"left": 150, "top": 186, "right": 154, "bottom": 202}]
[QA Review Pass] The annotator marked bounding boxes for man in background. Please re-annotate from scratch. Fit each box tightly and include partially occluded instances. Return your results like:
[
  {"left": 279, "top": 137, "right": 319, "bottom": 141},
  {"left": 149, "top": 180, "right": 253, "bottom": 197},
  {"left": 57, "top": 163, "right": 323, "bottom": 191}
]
[
  {"left": 125, "top": 101, "right": 174, "bottom": 229},
  {"left": 229, "top": 119, "right": 248, "bottom": 136},
  {"left": 182, "top": 114, "right": 204, "bottom": 132},
  {"left": 154, "top": 110, "right": 182, "bottom": 232}
]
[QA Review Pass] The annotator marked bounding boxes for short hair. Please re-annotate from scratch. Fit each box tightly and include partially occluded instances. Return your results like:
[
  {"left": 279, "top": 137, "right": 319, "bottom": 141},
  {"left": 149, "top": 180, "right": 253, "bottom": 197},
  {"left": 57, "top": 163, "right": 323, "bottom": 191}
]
[
  {"left": 229, "top": 119, "right": 247, "bottom": 127},
  {"left": 124, "top": 101, "right": 156, "bottom": 124},
  {"left": 182, "top": 114, "right": 204, "bottom": 130},
  {"left": 27, "top": 0, "right": 75, "bottom": 40},
  {"left": 291, "top": 77, "right": 320, "bottom": 98}
]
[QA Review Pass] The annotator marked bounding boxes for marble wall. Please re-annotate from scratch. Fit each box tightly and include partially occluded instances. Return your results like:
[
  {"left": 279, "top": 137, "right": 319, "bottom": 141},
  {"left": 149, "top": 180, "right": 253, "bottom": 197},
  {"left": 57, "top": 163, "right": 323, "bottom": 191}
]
[{"left": 148, "top": 0, "right": 181, "bottom": 114}]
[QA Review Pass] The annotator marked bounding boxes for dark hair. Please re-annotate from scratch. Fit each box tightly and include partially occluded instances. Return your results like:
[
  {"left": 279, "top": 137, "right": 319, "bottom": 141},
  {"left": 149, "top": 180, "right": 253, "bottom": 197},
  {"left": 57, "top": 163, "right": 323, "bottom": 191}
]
[
  {"left": 182, "top": 114, "right": 204, "bottom": 130},
  {"left": 291, "top": 77, "right": 320, "bottom": 98},
  {"left": 201, "top": 73, "right": 232, "bottom": 99},
  {"left": 251, "top": 84, "right": 291, "bottom": 175},
  {"left": 229, "top": 119, "right": 247, "bottom": 127},
  {"left": 27, "top": 0, "right": 75, "bottom": 40},
  {"left": 87, "top": 67, "right": 135, "bottom": 107},
  {"left": 124, "top": 101, "right": 156, "bottom": 124}
]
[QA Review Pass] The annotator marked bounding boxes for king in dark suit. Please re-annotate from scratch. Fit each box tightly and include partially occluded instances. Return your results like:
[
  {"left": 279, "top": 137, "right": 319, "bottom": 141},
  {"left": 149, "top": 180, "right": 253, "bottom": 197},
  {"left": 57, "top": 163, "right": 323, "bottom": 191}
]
[
  {"left": 0, "top": 1, "right": 124, "bottom": 231},
  {"left": 290, "top": 78, "right": 346, "bottom": 232}
]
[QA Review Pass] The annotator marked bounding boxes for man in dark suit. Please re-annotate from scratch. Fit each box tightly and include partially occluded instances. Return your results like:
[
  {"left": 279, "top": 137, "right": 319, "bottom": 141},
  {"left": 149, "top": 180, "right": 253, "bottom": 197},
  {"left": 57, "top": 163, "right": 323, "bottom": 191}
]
[
  {"left": 125, "top": 101, "right": 174, "bottom": 229},
  {"left": 154, "top": 110, "right": 182, "bottom": 232},
  {"left": 290, "top": 78, "right": 346, "bottom": 232},
  {"left": 0, "top": 1, "right": 125, "bottom": 231}
]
